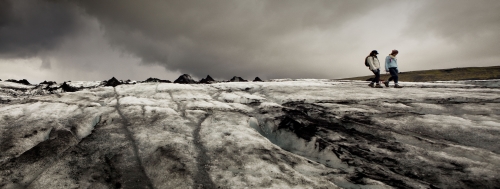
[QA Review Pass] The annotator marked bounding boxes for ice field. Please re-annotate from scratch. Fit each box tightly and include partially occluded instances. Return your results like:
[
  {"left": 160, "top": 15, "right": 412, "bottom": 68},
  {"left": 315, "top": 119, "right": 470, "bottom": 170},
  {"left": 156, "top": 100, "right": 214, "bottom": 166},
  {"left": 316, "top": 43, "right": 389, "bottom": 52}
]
[{"left": 0, "top": 79, "right": 499, "bottom": 189}]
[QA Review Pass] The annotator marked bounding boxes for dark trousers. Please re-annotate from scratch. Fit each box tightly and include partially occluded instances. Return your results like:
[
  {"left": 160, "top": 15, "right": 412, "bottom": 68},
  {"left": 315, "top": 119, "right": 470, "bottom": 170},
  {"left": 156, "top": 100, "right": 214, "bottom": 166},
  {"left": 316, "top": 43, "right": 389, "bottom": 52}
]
[
  {"left": 371, "top": 69, "right": 380, "bottom": 83},
  {"left": 388, "top": 67, "right": 399, "bottom": 84}
]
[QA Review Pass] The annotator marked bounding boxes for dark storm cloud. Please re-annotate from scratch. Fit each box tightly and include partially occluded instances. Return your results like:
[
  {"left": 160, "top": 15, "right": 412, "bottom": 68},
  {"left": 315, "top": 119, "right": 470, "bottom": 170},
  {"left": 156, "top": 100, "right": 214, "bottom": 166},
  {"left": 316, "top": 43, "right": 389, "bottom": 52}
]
[
  {"left": 0, "top": 0, "right": 83, "bottom": 58},
  {"left": 73, "top": 0, "right": 391, "bottom": 79},
  {"left": 3, "top": 0, "right": 498, "bottom": 82},
  {"left": 405, "top": 0, "right": 500, "bottom": 59}
]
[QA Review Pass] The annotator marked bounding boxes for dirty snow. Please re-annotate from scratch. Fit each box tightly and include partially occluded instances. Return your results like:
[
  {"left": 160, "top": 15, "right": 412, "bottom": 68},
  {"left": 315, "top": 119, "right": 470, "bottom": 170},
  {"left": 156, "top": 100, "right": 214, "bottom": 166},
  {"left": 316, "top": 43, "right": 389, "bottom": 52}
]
[{"left": 0, "top": 80, "right": 499, "bottom": 188}]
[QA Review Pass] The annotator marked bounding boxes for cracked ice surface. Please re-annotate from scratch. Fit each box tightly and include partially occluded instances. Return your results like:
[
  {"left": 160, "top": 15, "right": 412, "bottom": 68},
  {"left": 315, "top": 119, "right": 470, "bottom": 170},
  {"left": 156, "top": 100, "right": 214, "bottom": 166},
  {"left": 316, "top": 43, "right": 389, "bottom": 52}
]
[{"left": 0, "top": 80, "right": 499, "bottom": 189}]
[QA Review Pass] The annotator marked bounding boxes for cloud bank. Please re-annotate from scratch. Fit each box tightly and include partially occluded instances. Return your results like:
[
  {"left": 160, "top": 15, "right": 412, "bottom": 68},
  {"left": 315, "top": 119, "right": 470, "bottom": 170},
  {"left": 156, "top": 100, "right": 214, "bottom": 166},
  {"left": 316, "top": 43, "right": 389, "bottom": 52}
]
[{"left": 73, "top": 0, "right": 392, "bottom": 79}]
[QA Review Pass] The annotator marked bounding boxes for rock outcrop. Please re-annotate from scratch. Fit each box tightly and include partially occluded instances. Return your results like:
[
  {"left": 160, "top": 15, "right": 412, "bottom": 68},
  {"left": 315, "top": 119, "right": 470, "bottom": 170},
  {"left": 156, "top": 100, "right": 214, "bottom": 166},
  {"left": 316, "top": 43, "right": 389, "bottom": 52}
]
[
  {"left": 104, "top": 77, "right": 122, "bottom": 87},
  {"left": 144, "top": 77, "right": 171, "bottom": 83},
  {"left": 199, "top": 75, "right": 216, "bottom": 84},
  {"left": 174, "top": 74, "right": 197, "bottom": 84},
  {"left": 229, "top": 76, "right": 247, "bottom": 82},
  {"left": 6, "top": 79, "right": 31, "bottom": 85},
  {"left": 40, "top": 81, "right": 57, "bottom": 85},
  {"left": 253, "top": 77, "right": 263, "bottom": 82},
  {"left": 60, "top": 82, "right": 79, "bottom": 92}
]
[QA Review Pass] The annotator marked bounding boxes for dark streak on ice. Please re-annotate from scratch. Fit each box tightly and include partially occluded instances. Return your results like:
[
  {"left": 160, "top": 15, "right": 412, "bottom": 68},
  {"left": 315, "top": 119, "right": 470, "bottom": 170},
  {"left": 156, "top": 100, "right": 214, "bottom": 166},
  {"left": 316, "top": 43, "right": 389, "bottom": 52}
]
[
  {"left": 193, "top": 113, "right": 217, "bottom": 189},
  {"left": 272, "top": 100, "right": 500, "bottom": 189},
  {"left": 113, "top": 87, "right": 155, "bottom": 189},
  {"left": 168, "top": 88, "right": 216, "bottom": 188}
]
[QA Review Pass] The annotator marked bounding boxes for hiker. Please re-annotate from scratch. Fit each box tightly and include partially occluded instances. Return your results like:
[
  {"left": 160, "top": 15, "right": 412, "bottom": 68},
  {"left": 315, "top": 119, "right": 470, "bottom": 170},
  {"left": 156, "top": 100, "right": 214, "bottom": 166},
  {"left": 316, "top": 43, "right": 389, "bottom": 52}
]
[
  {"left": 384, "top": 50, "right": 403, "bottom": 88},
  {"left": 366, "top": 50, "right": 383, "bottom": 88}
]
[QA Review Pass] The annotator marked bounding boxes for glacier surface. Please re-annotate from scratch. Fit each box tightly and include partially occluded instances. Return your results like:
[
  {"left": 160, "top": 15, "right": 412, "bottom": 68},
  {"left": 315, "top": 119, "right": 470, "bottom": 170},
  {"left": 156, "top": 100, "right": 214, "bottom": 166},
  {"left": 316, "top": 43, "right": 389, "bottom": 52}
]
[{"left": 0, "top": 79, "right": 499, "bottom": 189}]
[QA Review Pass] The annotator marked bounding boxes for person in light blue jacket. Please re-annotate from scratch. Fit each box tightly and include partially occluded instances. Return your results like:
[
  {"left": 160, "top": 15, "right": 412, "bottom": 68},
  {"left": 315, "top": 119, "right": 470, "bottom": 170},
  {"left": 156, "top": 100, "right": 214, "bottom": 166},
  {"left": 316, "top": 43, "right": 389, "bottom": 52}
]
[{"left": 384, "top": 50, "right": 403, "bottom": 88}]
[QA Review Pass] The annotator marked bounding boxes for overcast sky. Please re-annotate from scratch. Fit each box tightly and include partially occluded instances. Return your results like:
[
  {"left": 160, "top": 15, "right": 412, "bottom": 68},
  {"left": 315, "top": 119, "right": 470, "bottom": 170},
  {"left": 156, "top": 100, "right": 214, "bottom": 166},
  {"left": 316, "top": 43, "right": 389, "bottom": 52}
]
[{"left": 1, "top": 0, "right": 499, "bottom": 83}]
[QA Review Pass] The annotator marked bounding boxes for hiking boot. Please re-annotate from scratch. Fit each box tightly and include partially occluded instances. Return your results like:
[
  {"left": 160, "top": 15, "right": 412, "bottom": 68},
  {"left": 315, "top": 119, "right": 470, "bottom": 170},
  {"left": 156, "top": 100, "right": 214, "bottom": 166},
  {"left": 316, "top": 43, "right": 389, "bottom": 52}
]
[
  {"left": 383, "top": 81, "right": 389, "bottom": 87},
  {"left": 368, "top": 83, "right": 375, "bottom": 88},
  {"left": 394, "top": 84, "right": 404, "bottom": 88},
  {"left": 375, "top": 84, "right": 383, "bottom": 88}
]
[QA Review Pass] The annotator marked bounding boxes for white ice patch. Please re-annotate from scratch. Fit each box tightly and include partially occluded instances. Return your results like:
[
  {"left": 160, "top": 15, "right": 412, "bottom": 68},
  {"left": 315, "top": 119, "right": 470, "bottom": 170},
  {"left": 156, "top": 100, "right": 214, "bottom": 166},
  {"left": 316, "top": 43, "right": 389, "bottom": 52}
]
[
  {"left": 114, "top": 83, "right": 159, "bottom": 98},
  {"left": 218, "top": 91, "right": 265, "bottom": 104},
  {"left": 66, "top": 81, "right": 103, "bottom": 88},
  {"left": 411, "top": 103, "right": 445, "bottom": 110},
  {"left": 75, "top": 115, "right": 101, "bottom": 139},
  {"left": 0, "top": 81, "right": 35, "bottom": 89},
  {"left": 185, "top": 100, "right": 233, "bottom": 111},
  {"left": 169, "top": 90, "right": 213, "bottom": 101},
  {"left": 480, "top": 121, "right": 500, "bottom": 128},
  {"left": 110, "top": 96, "right": 157, "bottom": 106},
  {"left": 210, "top": 82, "right": 261, "bottom": 91},
  {"left": 226, "top": 103, "right": 254, "bottom": 113},
  {"left": 257, "top": 102, "right": 282, "bottom": 109},
  {"left": 156, "top": 83, "right": 204, "bottom": 91}
]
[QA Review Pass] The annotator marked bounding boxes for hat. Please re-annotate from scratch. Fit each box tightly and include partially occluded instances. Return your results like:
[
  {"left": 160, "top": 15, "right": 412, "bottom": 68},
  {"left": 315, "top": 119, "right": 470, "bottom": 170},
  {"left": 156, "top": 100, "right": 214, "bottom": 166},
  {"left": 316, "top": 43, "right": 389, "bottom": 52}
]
[{"left": 371, "top": 50, "right": 379, "bottom": 54}]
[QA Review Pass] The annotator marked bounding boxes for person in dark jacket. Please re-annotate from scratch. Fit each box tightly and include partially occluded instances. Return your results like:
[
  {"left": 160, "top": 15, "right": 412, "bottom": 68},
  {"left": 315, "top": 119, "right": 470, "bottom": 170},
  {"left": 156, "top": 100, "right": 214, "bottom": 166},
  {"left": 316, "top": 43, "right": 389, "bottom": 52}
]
[
  {"left": 367, "top": 50, "right": 383, "bottom": 88},
  {"left": 384, "top": 50, "right": 403, "bottom": 88}
]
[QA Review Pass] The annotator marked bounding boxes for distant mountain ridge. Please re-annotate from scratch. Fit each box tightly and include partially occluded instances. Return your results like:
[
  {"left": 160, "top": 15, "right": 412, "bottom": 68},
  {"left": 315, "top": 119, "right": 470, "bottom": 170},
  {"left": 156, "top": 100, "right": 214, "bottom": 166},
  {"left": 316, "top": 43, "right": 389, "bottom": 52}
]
[{"left": 343, "top": 66, "right": 500, "bottom": 82}]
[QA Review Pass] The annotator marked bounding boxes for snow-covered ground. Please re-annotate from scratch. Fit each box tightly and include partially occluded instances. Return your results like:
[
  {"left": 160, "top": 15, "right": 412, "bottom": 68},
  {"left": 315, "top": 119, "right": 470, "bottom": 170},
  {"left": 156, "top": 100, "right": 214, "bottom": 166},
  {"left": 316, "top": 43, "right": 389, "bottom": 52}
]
[{"left": 0, "top": 80, "right": 499, "bottom": 188}]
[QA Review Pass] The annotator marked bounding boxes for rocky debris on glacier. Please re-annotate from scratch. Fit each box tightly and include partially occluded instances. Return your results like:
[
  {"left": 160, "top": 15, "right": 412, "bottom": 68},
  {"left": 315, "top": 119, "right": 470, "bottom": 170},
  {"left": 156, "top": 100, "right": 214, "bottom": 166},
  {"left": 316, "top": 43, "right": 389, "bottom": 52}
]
[
  {"left": 1, "top": 79, "right": 500, "bottom": 188},
  {"left": 253, "top": 77, "right": 264, "bottom": 82},
  {"left": 229, "top": 76, "right": 247, "bottom": 82},
  {"left": 199, "top": 75, "right": 216, "bottom": 84},
  {"left": 174, "top": 74, "right": 197, "bottom": 84},
  {"left": 5, "top": 79, "right": 31, "bottom": 85},
  {"left": 40, "top": 81, "right": 57, "bottom": 85},
  {"left": 0, "top": 75, "right": 274, "bottom": 101},
  {"left": 143, "top": 77, "right": 171, "bottom": 83},
  {"left": 104, "top": 77, "right": 122, "bottom": 87},
  {"left": 60, "top": 82, "right": 79, "bottom": 92}
]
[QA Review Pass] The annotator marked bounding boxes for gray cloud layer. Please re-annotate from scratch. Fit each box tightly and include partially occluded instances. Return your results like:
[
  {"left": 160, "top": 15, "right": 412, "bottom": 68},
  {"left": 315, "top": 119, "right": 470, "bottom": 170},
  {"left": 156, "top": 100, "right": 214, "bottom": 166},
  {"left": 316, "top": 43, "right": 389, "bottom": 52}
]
[
  {"left": 73, "top": 0, "right": 392, "bottom": 79},
  {"left": 405, "top": 0, "right": 500, "bottom": 60},
  {"left": 1, "top": 0, "right": 499, "bottom": 81},
  {"left": 0, "top": 0, "right": 83, "bottom": 58}
]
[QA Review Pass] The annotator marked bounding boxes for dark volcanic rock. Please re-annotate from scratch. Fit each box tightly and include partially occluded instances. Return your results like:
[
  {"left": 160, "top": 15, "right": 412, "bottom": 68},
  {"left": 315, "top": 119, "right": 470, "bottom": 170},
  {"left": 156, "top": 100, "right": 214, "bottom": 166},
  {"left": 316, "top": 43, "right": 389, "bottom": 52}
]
[
  {"left": 105, "top": 77, "right": 122, "bottom": 87},
  {"left": 253, "top": 77, "right": 264, "bottom": 82},
  {"left": 40, "top": 81, "right": 57, "bottom": 85},
  {"left": 144, "top": 77, "right": 171, "bottom": 83},
  {"left": 6, "top": 79, "right": 31, "bottom": 85},
  {"left": 174, "top": 74, "right": 197, "bottom": 84},
  {"left": 199, "top": 75, "right": 216, "bottom": 84},
  {"left": 229, "top": 76, "right": 247, "bottom": 82},
  {"left": 60, "top": 82, "right": 79, "bottom": 92},
  {"left": 206, "top": 75, "right": 215, "bottom": 82}
]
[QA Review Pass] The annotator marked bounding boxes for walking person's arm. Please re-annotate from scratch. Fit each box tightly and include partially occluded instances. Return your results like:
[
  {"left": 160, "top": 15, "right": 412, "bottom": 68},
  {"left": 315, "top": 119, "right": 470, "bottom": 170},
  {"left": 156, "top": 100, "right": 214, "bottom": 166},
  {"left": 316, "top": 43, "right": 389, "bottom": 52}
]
[
  {"left": 385, "top": 56, "right": 390, "bottom": 72},
  {"left": 367, "top": 57, "right": 376, "bottom": 71}
]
